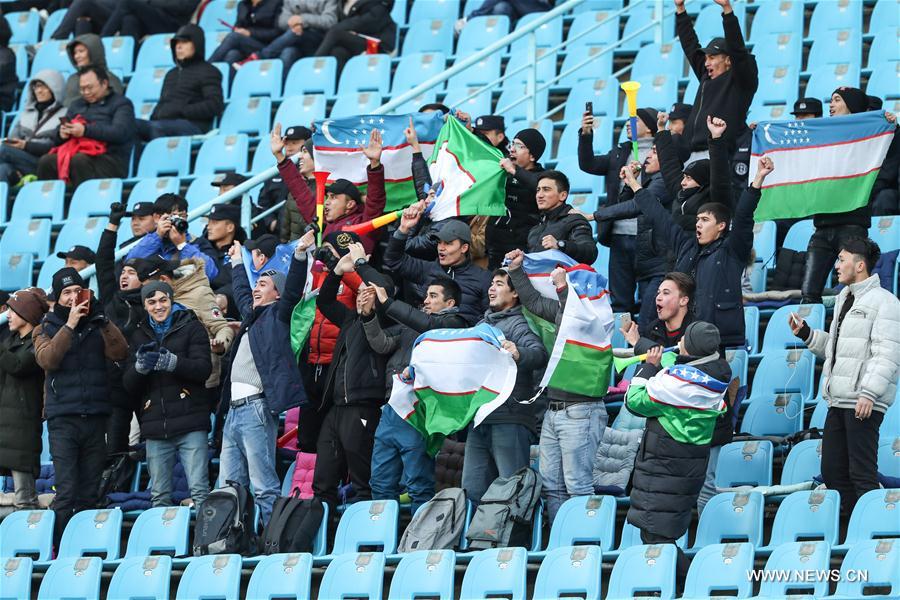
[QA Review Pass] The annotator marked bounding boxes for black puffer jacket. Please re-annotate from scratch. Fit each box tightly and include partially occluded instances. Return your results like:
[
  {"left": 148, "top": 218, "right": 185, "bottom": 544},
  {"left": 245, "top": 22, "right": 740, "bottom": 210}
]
[
  {"left": 0, "top": 331, "right": 44, "bottom": 476},
  {"left": 123, "top": 308, "right": 212, "bottom": 440},
  {"left": 527, "top": 203, "right": 598, "bottom": 265},
  {"left": 330, "top": 0, "right": 396, "bottom": 52},
  {"left": 55, "top": 89, "right": 136, "bottom": 168},
  {"left": 234, "top": 0, "right": 283, "bottom": 44},
  {"left": 152, "top": 24, "right": 224, "bottom": 132},
  {"left": 97, "top": 228, "right": 144, "bottom": 338},
  {"left": 0, "top": 18, "right": 16, "bottom": 113}
]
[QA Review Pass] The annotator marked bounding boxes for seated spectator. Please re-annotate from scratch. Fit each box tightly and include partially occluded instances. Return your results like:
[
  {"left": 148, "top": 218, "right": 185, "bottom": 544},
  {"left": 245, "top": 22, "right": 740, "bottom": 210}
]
[
  {"left": 101, "top": 0, "right": 200, "bottom": 39},
  {"left": 526, "top": 170, "right": 597, "bottom": 265},
  {"left": 259, "top": 125, "right": 312, "bottom": 242},
  {"left": 124, "top": 281, "right": 212, "bottom": 508},
  {"left": 124, "top": 201, "right": 157, "bottom": 245},
  {"left": 246, "top": 234, "right": 279, "bottom": 271},
  {"left": 473, "top": 115, "right": 508, "bottom": 152},
  {"left": 463, "top": 268, "right": 547, "bottom": 503},
  {"left": 314, "top": 0, "right": 397, "bottom": 72},
  {"left": 0, "top": 289, "right": 49, "bottom": 510},
  {"left": 0, "top": 70, "right": 66, "bottom": 186},
  {"left": 0, "top": 17, "right": 17, "bottom": 113},
  {"left": 136, "top": 25, "right": 224, "bottom": 141},
  {"left": 56, "top": 245, "right": 95, "bottom": 273},
  {"left": 36, "top": 66, "right": 136, "bottom": 186},
  {"left": 259, "top": 0, "right": 339, "bottom": 71},
  {"left": 51, "top": 0, "right": 117, "bottom": 39},
  {"left": 209, "top": 0, "right": 283, "bottom": 67},
  {"left": 456, "top": 0, "right": 551, "bottom": 31},
  {"left": 62, "top": 34, "right": 125, "bottom": 108}
]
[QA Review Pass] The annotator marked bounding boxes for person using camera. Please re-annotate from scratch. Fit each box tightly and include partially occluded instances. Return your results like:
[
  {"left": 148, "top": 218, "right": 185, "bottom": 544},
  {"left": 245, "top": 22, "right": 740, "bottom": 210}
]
[{"left": 32, "top": 267, "right": 129, "bottom": 546}]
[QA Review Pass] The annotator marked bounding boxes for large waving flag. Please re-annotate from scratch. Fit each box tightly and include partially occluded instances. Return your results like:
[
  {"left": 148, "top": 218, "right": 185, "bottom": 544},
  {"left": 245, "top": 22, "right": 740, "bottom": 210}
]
[
  {"left": 427, "top": 115, "right": 508, "bottom": 221},
  {"left": 749, "top": 111, "right": 895, "bottom": 220},
  {"left": 539, "top": 266, "right": 614, "bottom": 399},
  {"left": 388, "top": 323, "right": 518, "bottom": 456},
  {"left": 312, "top": 112, "right": 444, "bottom": 211},
  {"left": 518, "top": 250, "right": 579, "bottom": 349}
]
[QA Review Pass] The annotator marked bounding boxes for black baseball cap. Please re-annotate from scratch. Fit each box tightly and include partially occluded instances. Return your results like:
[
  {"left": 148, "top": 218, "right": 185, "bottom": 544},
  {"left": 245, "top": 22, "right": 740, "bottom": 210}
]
[
  {"left": 126, "top": 201, "right": 155, "bottom": 217},
  {"left": 207, "top": 203, "right": 241, "bottom": 223},
  {"left": 283, "top": 125, "right": 312, "bottom": 141},
  {"left": 56, "top": 245, "right": 96, "bottom": 263},
  {"left": 435, "top": 219, "right": 472, "bottom": 244},
  {"left": 245, "top": 234, "right": 279, "bottom": 258},
  {"left": 136, "top": 256, "right": 179, "bottom": 282},
  {"left": 212, "top": 172, "right": 249, "bottom": 187},
  {"left": 701, "top": 37, "right": 730, "bottom": 55},
  {"left": 474, "top": 115, "right": 505, "bottom": 131},
  {"left": 791, "top": 97, "right": 823, "bottom": 117},
  {"left": 669, "top": 102, "right": 692, "bottom": 121},
  {"left": 325, "top": 179, "right": 362, "bottom": 203}
]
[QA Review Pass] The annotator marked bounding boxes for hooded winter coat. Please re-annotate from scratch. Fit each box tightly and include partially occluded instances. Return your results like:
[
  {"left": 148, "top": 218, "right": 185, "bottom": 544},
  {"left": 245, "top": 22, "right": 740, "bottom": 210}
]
[
  {"left": 0, "top": 330, "right": 44, "bottom": 476},
  {"left": 0, "top": 18, "right": 16, "bottom": 113},
  {"left": 9, "top": 69, "right": 66, "bottom": 157},
  {"left": 63, "top": 33, "right": 125, "bottom": 107},
  {"left": 152, "top": 25, "right": 224, "bottom": 132}
]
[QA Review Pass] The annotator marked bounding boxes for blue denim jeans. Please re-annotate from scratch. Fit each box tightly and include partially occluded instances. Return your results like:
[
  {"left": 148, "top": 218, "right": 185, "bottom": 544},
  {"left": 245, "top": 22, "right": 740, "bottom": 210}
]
[
  {"left": 146, "top": 430, "right": 209, "bottom": 507},
  {"left": 0, "top": 144, "right": 39, "bottom": 185},
  {"left": 461, "top": 422, "right": 533, "bottom": 504},
  {"left": 697, "top": 444, "right": 721, "bottom": 514},
  {"left": 219, "top": 398, "right": 280, "bottom": 527},
  {"left": 370, "top": 405, "right": 435, "bottom": 514},
  {"left": 259, "top": 28, "right": 325, "bottom": 72},
  {"left": 540, "top": 402, "right": 607, "bottom": 522}
]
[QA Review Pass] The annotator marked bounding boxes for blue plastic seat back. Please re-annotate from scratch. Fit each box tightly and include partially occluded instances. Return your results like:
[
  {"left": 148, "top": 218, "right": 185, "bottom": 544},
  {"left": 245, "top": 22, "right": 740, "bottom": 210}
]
[
  {"left": 503, "top": 47, "right": 557, "bottom": 88},
  {"left": 806, "top": 62, "right": 861, "bottom": 102},
  {"left": 135, "top": 33, "right": 175, "bottom": 70},
  {"left": 618, "top": 74, "right": 677, "bottom": 116},
  {"left": 0, "top": 510, "right": 54, "bottom": 562},
  {"left": 844, "top": 488, "right": 900, "bottom": 545},
  {"left": 392, "top": 52, "right": 448, "bottom": 94},
  {"left": 245, "top": 553, "right": 312, "bottom": 600},
  {"left": 869, "top": 0, "right": 900, "bottom": 32},
  {"left": 230, "top": 59, "right": 282, "bottom": 99},
  {"left": 563, "top": 77, "right": 618, "bottom": 122},
  {"left": 740, "top": 391, "right": 804, "bottom": 436},
  {"left": 0, "top": 557, "right": 32, "bottom": 600},
  {"left": 781, "top": 439, "right": 822, "bottom": 485},
  {"left": 878, "top": 435, "right": 900, "bottom": 478},
  {"left": 175, "top": 554, "right": 241, "bottom": 600},
  {"left": 459, "top": 547, "right": 527, "bottom": 600},
  {"left": 749, "top": 0, "right": 803, "bottom": 44},
  {"left": 715, "top": 440, "right": 774, "bottom": 488},
  {"left": 58, "top": 509, "right": 123, "bottom": 560},
  {"left": 692, "top": 2, "right": 746, "bottom": 42},
  {"left": 807, "top": 29, "right": 862, "bottom": 73},
  {"left": 783, "top": 219, "right": 815, "bottom": 251},
  {"left": 198, "top": 0, "right": 240, "bottom": 31},
  {"left": 137, "top": 136, "right": 192, "bottom": 178},
  {"left": 557, "top": 117, "right": 613, "bottom": 163},
  {"left": 754, "top": 65, "right": 799, "bottom": 106},
  {"left": 682, "top": 542, "right": 754, "bottom": 599},
  {"left": 752, "top": 220, "right": 777, "bottom": 266},
  {"left": 36, "top": 255, "right": 64, "bottom": 291},
  {"left": 693, "top": 492, "right": 764, "bottom": 548},
  {"left": 447, "top": 52, "right": 501, "bottom": 89},
  {"left": 607, "top": 544, "right": 677, "bottom": 599},
  {"left": 124, "top": 506, "right": 191, "bottom": 558},
  {"left": 318, "top": 552, "right": 386, "bottom": 600},
  {"left": 456, "top": 15, "right": 510, "bottom": 54},
  {"left": 566, "top": 10, "right": 619, "bottom": 48},
  {"left": 219, "top": 96, "right": 272, "bottom": 137},
  {"left": 617, "top": 521, "right": 687, "bottom": 551},
  {"left": 127, "top": 177, "right": 180, "bottom": 209},
  {"left": 763, "top": 304, "right": 825, "bottom": 352},
  {"left": 0, "top": 253, "right": 34, "bottom": 291},
  {"left": 631, "top": 41, "right": 684, "bottom": 83},
  {"left": 0, "top": 181, "right": 7, "bottom": 225},
  {"left": 725, "top": 348, "right": 748, "bottom": 384},
  {"left": 332, "top": 500, "right": 399, "bottom": 555},
  {"left": 809, "top": 397, "right": 828, "bottom": 429},
  {"left": 409, "top": 0, "right": 460, "bottom": 23},
  {"left": 284, "top": 57, "right": 337, "bottom": 96},
  {"left": 532, "top": 546, "right": 602, "bottom": 600},
  {"left": 41, "top": 8, "right": 68, "bottom": 41},
  {"left": 834, "top": 538, "right": 900, "bottom": 597},
  {"left": 11, "top": 180, "right": 65, "bottom": 223},
  {"left": 809, "top": 0, "right": 862, "bottom": 39},
  {"left": 442, "top": 87, "right": 492, "bottom": 119},
  {"left": 31, "top": 39, "right": 74, "bottom": 75},
  {"left": 6, "top": 11, "right": 40, "bottom": 44},
  {"left": 38, "top": 556, "right": 102, "bottom": 600},
  {"left": 619, "top": 4, "right": 673, "bottom": 51},
  {"left": 743, "top": 306, "right": 759, "bottom": 354},
  {"left": 760, "top": 541, "right": 831, "bottom": 597},
  {"left": 185, "top": 175, "right": 220, "bottom": 213},
  {"left": 509, "top": 13, "right": 563, "bottom": 54},
  {"left": 496, "top": 85, "right": 548, "bottom": 123},
  {"left": 69, "top": 178, "right": 123, "bottom": 219},
  {"left": 195, "top": 134, "right": 249, "bottom": 175},
  {"left": 748, "top": 349, "right": 815, "bottom": 401},
  {"left": 274, "top": 94, "right": 327, "bottom": 128},
  {"left": 868, "top": 26, "right": 900, "bottom": 68},
  {"left": 558, "top": 46, "right": 614, "bottom": 88},
  {"left": 870, "top": 215, "right": 900, "bottom": 252},
  {"left": 572, "top": 0, "right": 624, "bottom": 13},
  {"left": 866, "top": 60, "right": 900, "bottom": 101},
  {"left": 387, "top": 550, "right": 455, "bottom": 600},
  {"left": 403, "top": 18, "right": 454, "bottom": 55},
  {"left": 103, "top": 36, "right": 135, "bottom": 76},
  {"left": 0, "top": 218, "right": 52, "bottom": 261},
  {"left": 547, "top": 495, "right": 616, "bottom": 552},
  {"left": 747, "top": 101, "right": 791, "bottom": 126},
  {"left": 107, "top": 555, "right": 172, "bottom": 600},
  {"left": 338, "top": 54, "right": 391, "bottom": 96},
  {"left": 768, "top": 490, "right": 840, "bottom": 548},
  {"left": 55, "top": 217, "right": 109, "bottom": 256},
  {"left": 330, "top": 92, "right": 382, "bottom": 118}
]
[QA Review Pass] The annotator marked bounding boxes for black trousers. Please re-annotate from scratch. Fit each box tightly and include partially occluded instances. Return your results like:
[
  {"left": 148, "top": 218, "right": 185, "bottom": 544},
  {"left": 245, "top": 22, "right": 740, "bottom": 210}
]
[
  {"left": 822, "top": 406, "right": 885, "bottom": 516},
  {"left": 314, "top": 29, "right": 368, "bottom": 72},
  {"left": 801, "top": 224, "right": 868, "bottom": 303},
  {"left": 48, "top": 414, "right": 108, "bottom": 547},
  {"left": 37, "top": 152, "right": 126, "bottom": 188},
  {"left": 100, "top": 0, "right": 184, "bottom": 38},
  {"left": 51, "top": 0, "right": 113, "bottom": 39},
  {"left": 312, "top": 404, "right": 381, "bottom": 512}
]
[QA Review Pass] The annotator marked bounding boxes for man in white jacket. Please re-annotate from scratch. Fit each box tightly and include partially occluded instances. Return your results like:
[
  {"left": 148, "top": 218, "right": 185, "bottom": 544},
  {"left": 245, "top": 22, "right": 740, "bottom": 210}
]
[{"left": 791, "top": 237, "right": 899, "bottom": 516}]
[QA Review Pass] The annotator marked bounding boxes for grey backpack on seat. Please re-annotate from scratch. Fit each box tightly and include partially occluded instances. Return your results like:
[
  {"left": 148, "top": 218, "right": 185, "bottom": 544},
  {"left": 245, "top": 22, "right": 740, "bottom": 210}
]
[
  {"left": 465, "top": 467, "right": 541, "bottom": 550},
  {"left": 397, "top": 487, "right": 467, "bottom": 552}
]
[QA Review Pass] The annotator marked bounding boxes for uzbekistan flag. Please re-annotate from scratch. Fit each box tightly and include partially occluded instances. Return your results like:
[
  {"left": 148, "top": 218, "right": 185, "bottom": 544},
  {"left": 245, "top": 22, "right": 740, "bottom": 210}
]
[
  {"left": 387, "top": 323, "right": 518, "bottom": 456},
  {"left": 749, "top": 111, "right": 895, "bottom": 220},
  {"left": 539, "top": 266, "right": 614, "bottom": 399},
  {"left": 312, "top": 112, "right": 444, "bottom": 211},
  {"left": 519, "top": 250, "right": 579, "bottom": 349}
]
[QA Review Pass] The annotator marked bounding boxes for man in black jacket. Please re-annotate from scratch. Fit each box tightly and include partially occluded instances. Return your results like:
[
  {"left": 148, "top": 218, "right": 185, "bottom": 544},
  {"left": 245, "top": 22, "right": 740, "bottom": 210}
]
[
  {"left": 124, "top": 282, "right": 212, "bottom": 508},
  {"left": 526, "top": 170, "right": 598, "bottom": 265},
  {"left": 136, "top": 25, "right": 224, "bottom": 141},
  {"left": 36, "top": 65, "right": 135, "bottom": 186},
  {"left": 205, "top": 203, "right": 247, "bottom": 316},
  {"left": 674, "top": 0, "right": 758, "bottom": 157},
  {"left": 101, "top": 0, "right": 199, "bottom": 39},
  {"left": 209, "top": 0, "right": 283, "bottom": 66}
]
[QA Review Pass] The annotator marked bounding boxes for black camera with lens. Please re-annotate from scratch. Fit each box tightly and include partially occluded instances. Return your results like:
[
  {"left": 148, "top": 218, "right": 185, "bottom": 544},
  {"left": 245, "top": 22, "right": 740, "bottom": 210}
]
[
  {"left": 313, "top": 246, "right": 339, "bottom": 271},
  {"left": 169, "top": 216, "right": 189, "bottom": 234}
]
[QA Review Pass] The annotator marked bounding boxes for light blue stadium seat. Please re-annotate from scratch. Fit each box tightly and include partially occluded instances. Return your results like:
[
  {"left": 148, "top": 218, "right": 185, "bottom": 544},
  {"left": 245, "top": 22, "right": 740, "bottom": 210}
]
[
  {"left": 442, "top": 86, "right": 493, "bottom": 118},
  {"left": 619, "top": 4, "right": 673, "bottom": 51},
  {"left": 409, "top": 0, "right": 460, "bottom": 23},
  {"left": 761, "top": 304, "right": 825, "bottom": 353},
  {"left": 274, "top": 94, "right": 327, "bottom": 126},
  {"left": 30, "top": 39, "right": 74, "bottom": 76},
  {"left": 870, "top": 216, "right": 900, "bottom": 252},
  {"left": 11, "top": 179, "right": 65, "bottom": 223},
  {"left": 250, "top": 142, "right": 275, "bottom": 174},
  {"left": 539, "top": 495, "right": 616, "bottom": 555},
  {"left": 185, "top": 175, "right": 220, "bottom": 213},
  {"left": 245, "top": 553, "right": 312, "bottom": 600},
  {"left": 57, "top": 508, "right": 123, "bottom": 561},
  {"left": 390, "top": 91, "right": 440, "bottom": 115},
  {"left": 0, "top": 182, "right": 7, "bottom": 224},
  {"left": 691, "top": 492, "right": 764, "bottom": 549},
  {"left": 563, "top": 78, "right": 619, "bottom": 122},
  {"left": 868, "top": 27, "right": 900, "bottom": 69},
  {"left": 879, "top": 435, "right": 899, "bottom": 477},
  {"left": 726, "top": 348, "right": 748, "bottom": 384},
  {"left": 5, "top": 11, "right": 39, "bottom": 44},
  {"left": 747, "top": 101, "right": 790, "bottom": 125},
  {"left": 509, "top": 13, "right": 563, "bottom": 54},
  {"left": 741, "top": 391, "right": 804, "bottom": 436},
  {"left": 752, "top": 220, "right": 777, "bottom": 266},
  {"left": 0, "top": 557, "right": 32, "bottom": 600},
  {"left": 125, "top": 67, "right": 168, "bottom": 104},
  {"left": 809, "top": 0, "right": 862, "bottom": 39},
  {"left": 764, "top": 490, "right": 840, "bottom": 551},
  {"left": 107, "top": 555, "right": 172, "bottom": 600},
  {"left": 758, "top": 541, "right": 831, "bottom": 598},
  {"left": 205, "top": 30, "right": 230, "bottom": 59},
  {"left": 613, "top": 522, "right": 687, "bottom": 559},
  {"left": 123, "top": 506, "right": 190, "bottom": 558},
  {"left": 1, "top": 218, "right": 51, "bottom": 261},
  {"left": 319, "top": 552, "right": 385, "bottom": 600},
  {"left": 390, "top": 0, "right": 407, "bottom": 26},
  {"left": 781, "top": 439, "right": 822, "bottom": 485},
  {"left": 102, "top": 36, "right": 135, "bottom": 76},
  {"left": 387, "top": 550, "right": 455, "bottom": 600},
  {"left": 403, "top": 18, "right": 454, "bottom": 55},
  {"left": 743, "top": 306, "right": 759, "bottom": 354},
  {"left": 749, "top": 0, "right": 803, "bottom": 44},
  {"left": 806, "top": 29, "right": 862, "bottom": 74},
  {"left": 175, "top": 554, "right": 241, "bottom": 600},
  {"left": 503, "top": 47, "right": 557, "bottom": 88},
  {"left": 810, "top": 397, "right": 827, "bottom": 429},
  {"left": 618, "top": 74, "right": 678, "bottom": 116},
  {"left": 41, "top": 8, "right": 67, "bottom": 41},
  {"left": 0, "top": 253, "right": 33, "bottom": 291},
  {"left": 869, "top": 0, "right": 900, "bottom": 32},
  {"left": 460, "top": 548, "right": 527, "bottom": 600},
  {"left": 754, "top": 65, "right": 799, "bottom": 106},
  {"left": 456, "top": 15, "right": 509, "bottom": 55},
  {"left": 447, "top": 53, "right": 501, "bottom": 88},
  {"left": 557, "top": 155, "right": 594, "bottom": 193},
  {"left": 0, "top": 510, "right": 54, "bottom": 561},
  {"left": 330, "top": 91, "right": 382, "bottom": 118},
  {"left": 198, "top": 0, "right": 239, "bottom": 31},
  {"left": 230, "top": 59, "right": 282, "bottom": 98},
  {"left": 496, "top": 85, "right": 548, "bottom": 122},
  {"left": 832, "top": 538, "right": 900, "bottom": 598},
  {"left": 38, "top": 557, "right": 102, "bottom": 600},
  {"left": 392, "top": 52, "right": 447, "bottom": 95},
  {"left": 36, "top": 255, "right": 64, "bottom": 290},
  {"left": 127, "top": 177, "right": 180, "bottom": 208},
  {"left": 783, "top": 219, "right": 815, "bottom": 251},
  {"left": 331, "top": 500, "right": 399, "bottom": 555},
  {"left": 715, "top": 440, "right": 774, "bottom": 488},
  {"left": 682, "top": 74, "right": 699, "bottom": 104},
  {"left": 69, "top": 178, "right": 122, "bottom": 219},
  {"left": 532, "top": 546, "right": 602, "bottom": 600},
  {"left": 10, "top": 43, "right": 28, "bottom": 80},
  {"left": 556, "top": 118, "right": 613, "bottom": 162},
  {"left": 558, "top": 46, "right": 614, "bottom": 88},
  {"left": 866, "top": 60, "right": 900, "bottom": 100},
  {"left": 135, "top": 33, "right": 174, "bottom": 70},
  {"left": 838, "top": 488, "right": 900, "bottom": 548},
  {"left": 137, "top": 136, "right": 192, "bottom": 178},
  {"left": 631, "top": 41, "right": 684, "bottom": 83},
  {"left": 682, "top": 542, "right": 754, "bottom": 600},
  {"left": 284, "top": 56, "right": 337, "bottom": 96},
  {"left": 219, "top": 96, "right": 272, "bottom": 137},
  {"left": 806, "top": 63, "right": 861, "bottom": 102},
  {"left": 607, "top": 544, "right": 677, "bottom": 599},
  {"left": 691, "top": 2, "right": 746, "bottom": 43},
  {"left": 566, "top": 10, "right": 619, "bottom": 48},
  {"left": 746, "top": 348, "right": 815, "bottom": 401},
  {"left": 195, "top": 134, "right": 249, "bottom": 174}
]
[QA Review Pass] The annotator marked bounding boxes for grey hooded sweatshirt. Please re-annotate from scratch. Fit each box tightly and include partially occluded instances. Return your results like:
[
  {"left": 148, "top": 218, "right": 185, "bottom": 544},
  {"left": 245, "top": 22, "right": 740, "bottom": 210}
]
[{"left": 63, "top": 33, "right": 125, "bottom": 107}]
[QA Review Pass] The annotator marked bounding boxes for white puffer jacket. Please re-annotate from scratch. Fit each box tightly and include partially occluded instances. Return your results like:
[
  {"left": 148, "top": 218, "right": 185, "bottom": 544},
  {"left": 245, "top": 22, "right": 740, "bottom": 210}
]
[{"left": 805, "top": 274, "right": 900, "bottom": 414}]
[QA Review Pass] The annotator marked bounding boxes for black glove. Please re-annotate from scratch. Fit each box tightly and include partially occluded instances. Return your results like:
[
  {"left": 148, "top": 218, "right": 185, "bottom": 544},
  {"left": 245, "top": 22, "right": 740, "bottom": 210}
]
[{"left": 109, "top": 202, "right": 126, "bottom": 226}]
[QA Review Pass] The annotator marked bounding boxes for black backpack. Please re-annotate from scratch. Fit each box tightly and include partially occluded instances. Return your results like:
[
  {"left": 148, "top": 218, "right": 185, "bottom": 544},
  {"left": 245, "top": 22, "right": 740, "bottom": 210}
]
[
  {"left": 193, "top": 481, "right": 257, "bottom": 556},
  {"left": 97, "top": 452, "right": 138, "bottom": 506},
  {"left": 466, "top": 467, "right": 541, "bottom": 550},
  {"left": 260, "top": 493, "right": 324, "bottom": 555}
]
